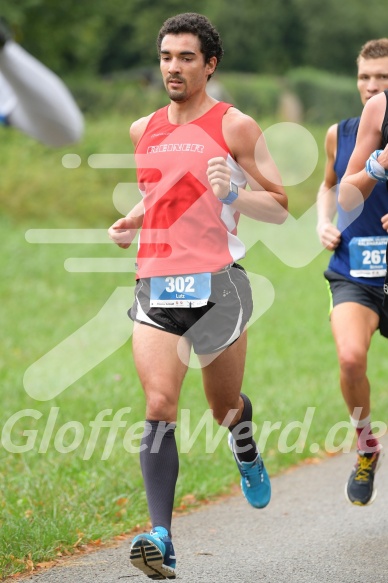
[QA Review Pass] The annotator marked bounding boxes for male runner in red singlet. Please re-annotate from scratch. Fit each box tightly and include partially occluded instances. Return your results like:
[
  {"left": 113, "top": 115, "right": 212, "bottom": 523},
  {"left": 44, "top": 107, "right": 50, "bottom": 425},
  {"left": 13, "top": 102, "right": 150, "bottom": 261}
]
[{"left": 108, "top": 13, "right": 287, "bottom": 580}]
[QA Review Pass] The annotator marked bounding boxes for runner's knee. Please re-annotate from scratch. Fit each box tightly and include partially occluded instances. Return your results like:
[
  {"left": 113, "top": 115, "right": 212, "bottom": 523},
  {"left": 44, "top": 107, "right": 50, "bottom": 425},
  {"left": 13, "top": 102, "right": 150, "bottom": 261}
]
[
  {"left": 338, "top": 346, "right": 367, "bottom": 379},
  {"left": 145, "top": 390, "right": 179, "bottom": 421}
]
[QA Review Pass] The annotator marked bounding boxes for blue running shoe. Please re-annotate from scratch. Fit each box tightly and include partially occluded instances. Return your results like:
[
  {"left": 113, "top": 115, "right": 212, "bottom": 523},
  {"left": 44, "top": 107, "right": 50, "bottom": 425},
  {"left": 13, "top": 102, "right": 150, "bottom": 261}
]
[
  {"left": 228, "top": 432, "right": 271, "bottom": 508},
  {"left": 130, "top": 526, "right": 176, "bottom": 580}
]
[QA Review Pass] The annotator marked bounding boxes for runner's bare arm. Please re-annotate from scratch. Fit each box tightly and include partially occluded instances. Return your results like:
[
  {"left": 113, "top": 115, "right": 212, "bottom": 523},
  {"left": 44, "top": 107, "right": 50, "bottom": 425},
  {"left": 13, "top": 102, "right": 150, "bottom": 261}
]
[
  {"left": 340, "top": 93, "right": 388, "bottom": 209},
  {"left": 207, "top": 108, "right": 288, "bottom": 224},
  {"left": 316, "top": 124, "right": 341, "bottom": 250},
  {"left": 107, "top": 116, "right": 153, "bottom": 248}
]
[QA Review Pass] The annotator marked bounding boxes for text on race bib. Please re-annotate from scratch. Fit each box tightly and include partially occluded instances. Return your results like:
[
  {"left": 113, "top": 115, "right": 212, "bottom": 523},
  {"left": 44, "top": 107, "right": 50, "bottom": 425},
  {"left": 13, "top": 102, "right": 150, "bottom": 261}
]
[
  {"left": 349, "top": 236, "right": 388, "bottom": 278},
  {"left": 150, "top": 273, "right": 211, "bottom": 307}
]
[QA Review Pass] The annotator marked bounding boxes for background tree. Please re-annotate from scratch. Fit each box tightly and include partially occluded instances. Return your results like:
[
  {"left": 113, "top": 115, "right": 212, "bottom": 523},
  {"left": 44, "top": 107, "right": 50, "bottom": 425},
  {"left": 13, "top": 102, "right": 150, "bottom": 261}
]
[
  {"left": 294, "top": 0, "right": 388, "bottom": 74},
  {"left": 2, "top": 0, "right": 387, "bottom": 78}
]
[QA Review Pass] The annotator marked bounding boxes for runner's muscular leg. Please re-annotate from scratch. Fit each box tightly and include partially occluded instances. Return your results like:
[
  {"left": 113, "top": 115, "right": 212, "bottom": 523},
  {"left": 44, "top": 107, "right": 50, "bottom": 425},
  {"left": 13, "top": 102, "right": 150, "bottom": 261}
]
[
  {"left": 330, "top": 302, "right": 379, "bottom": 419},
  {"left": 132, "top": 322, "right": 191, "bottom": 423},
  {"left": 199, "top": 331, "right": 248, "bottom": 426}
]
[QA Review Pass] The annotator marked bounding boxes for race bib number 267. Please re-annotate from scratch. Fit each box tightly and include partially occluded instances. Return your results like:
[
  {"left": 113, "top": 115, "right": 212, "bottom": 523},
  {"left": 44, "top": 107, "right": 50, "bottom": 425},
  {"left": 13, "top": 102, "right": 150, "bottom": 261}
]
[{"left": 349, "top": 236, "right": 388, "bottom": 278}]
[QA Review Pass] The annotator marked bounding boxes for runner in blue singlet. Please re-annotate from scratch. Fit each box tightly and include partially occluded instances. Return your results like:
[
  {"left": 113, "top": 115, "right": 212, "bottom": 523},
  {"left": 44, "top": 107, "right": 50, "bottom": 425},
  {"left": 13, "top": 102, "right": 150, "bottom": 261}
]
[{"left": 316, "top": 38, "right": 388, "bottom": 507}]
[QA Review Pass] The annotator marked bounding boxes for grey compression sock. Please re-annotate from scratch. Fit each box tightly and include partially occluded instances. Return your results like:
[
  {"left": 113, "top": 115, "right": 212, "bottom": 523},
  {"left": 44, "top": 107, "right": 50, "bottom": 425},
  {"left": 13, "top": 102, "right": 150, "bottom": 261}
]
[{"left": 140, "top": 420, "right": 179, "bottom": 536}]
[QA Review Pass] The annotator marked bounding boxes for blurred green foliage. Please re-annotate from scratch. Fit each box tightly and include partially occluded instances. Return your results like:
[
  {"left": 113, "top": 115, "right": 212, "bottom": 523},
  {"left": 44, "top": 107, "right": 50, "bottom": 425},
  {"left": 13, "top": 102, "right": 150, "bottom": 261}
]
[
  {"left": 2, "top": 0, "right": 388, "bottom": 77},
  {"left": 218, "top": 73, "right": 283, "bottom": 120},
  {"left": 286, "top": 68, "right": 361, "bottom": 123},
  {"left": 62, "top": 68, "right": 361, "bottom": 126},
  {"left": 1, "top": 0, "right": 377, "bottom": 125}
]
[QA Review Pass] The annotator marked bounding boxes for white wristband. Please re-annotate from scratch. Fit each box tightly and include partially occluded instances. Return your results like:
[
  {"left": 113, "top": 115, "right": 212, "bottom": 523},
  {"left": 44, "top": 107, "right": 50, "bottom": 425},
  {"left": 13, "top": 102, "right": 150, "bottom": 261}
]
[{"left": 365, "top": 150, "right": 388, "bottom": 182}]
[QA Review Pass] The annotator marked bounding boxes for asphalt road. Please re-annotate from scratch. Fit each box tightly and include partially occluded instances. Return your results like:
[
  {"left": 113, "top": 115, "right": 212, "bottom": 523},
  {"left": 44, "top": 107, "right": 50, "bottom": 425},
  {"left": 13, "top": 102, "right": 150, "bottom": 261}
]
[{"left": 16, "top": 439, "right": 388, "bottom": 583}]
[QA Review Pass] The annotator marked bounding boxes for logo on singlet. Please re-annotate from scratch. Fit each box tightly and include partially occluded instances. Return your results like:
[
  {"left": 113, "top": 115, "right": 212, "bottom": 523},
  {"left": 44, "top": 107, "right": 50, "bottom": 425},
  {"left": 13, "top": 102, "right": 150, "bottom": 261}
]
[{"left": 147, "top": 143, "right": 204, "bottom": 154}]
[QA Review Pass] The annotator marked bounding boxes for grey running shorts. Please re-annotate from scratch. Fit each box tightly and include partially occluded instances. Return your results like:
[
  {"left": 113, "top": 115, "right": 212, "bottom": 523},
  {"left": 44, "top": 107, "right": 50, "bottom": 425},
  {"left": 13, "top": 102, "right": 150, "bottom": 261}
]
[
  {"left": 129, "top": 263, "right": 253, "bottom": 354},
  {"left": 324, "top": 269, "right": 388, "bottom": 338}
]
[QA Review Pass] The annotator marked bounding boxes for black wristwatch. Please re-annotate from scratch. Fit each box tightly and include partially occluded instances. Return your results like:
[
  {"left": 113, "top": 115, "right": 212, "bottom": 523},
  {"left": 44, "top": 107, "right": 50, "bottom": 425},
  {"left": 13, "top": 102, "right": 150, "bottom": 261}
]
[{"left": 220, "top": 181, "right": 239, "bottom": 205}]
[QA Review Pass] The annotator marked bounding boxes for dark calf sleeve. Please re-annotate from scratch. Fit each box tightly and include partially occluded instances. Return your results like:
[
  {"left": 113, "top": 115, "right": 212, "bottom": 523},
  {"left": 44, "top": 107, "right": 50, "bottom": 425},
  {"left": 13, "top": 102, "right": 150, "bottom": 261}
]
[
  {"left": 140, "top": 420, "right": 179, "bottom": 537},
  {"left": 228, "top": 393, "right": 257, "bottom": 463}
]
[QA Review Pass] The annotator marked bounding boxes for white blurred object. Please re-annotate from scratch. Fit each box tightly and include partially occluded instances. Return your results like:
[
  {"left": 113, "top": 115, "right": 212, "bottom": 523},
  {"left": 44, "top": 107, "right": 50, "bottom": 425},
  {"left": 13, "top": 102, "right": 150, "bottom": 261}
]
[{"left": 0, "top": 40, "right": 83, "bottom": 146}]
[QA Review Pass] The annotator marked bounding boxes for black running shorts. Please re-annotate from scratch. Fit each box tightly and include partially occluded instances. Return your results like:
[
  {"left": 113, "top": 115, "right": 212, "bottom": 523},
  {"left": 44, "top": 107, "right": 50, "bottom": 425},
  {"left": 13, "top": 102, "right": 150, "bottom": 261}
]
[
  {"left": 129, "top": 263, "right": 253, "bottom": 354},
  {"left": 324, "top": 269, "right": 388, "bottom": 338}
]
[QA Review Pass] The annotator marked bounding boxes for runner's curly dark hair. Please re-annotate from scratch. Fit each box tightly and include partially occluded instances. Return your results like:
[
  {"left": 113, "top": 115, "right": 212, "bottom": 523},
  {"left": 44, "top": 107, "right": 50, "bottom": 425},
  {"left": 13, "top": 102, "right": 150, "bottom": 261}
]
[{"left": 157, "top": 13, "right": 224, "bottom": 80}]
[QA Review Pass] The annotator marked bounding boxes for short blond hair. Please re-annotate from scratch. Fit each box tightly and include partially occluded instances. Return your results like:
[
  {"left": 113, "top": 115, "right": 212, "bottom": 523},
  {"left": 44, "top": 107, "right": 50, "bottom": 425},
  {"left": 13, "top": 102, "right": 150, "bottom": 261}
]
[{"left": 357, "top": 38, "right": 388, "bottom": 63}]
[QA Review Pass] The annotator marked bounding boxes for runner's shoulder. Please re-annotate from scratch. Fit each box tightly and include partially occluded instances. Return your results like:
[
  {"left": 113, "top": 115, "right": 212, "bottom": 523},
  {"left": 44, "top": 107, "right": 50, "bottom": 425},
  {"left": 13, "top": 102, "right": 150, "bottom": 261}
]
[
  {"left": 325, "top": 123, "right": 338, "bottom": 157},
  {"left": 224, "top": 106, "right": 256, "bottom": 127},
  {"left": 130, "top": 112, "right": 155, "bottom": 147},
  {"left": 223, "top": 106, "right": 261, "bottom": 143}
]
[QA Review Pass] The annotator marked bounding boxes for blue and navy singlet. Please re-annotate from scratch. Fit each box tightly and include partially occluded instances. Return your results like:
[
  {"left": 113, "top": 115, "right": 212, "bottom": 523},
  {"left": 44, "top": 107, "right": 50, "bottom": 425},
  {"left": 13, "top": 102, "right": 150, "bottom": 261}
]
[{"left": 328, "top": 116, "right": 388, "bottom": 287}]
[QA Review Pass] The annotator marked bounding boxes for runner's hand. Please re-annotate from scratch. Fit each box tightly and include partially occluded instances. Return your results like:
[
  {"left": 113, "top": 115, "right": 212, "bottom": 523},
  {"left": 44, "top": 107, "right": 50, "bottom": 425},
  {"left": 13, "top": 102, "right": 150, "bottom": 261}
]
[
  {"left": 207, "top": 157, "right": 231, "bottom": 200},
  {"left": 317, "top": 221, "right": 341, "bottom": 250},
  {"left": 381, "top": 213, "right": 388, "bottom": 232},
  {"left": 108, "top": 217, "right": 138, "bottom": 249}
]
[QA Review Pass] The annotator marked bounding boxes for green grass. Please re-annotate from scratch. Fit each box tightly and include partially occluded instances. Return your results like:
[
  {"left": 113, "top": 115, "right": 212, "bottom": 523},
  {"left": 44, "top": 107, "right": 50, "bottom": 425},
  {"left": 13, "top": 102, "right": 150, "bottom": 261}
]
[{"left": 1, "top": 114, "right": 388, "bottom": 579}]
